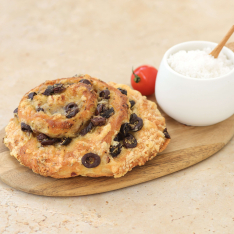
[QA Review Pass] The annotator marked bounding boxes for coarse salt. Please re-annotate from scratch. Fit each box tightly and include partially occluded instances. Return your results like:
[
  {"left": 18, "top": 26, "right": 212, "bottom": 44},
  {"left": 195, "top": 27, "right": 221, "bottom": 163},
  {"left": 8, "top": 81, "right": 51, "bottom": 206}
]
[{"left": 167, "top": 47, "right": 234, "bottom": 78}]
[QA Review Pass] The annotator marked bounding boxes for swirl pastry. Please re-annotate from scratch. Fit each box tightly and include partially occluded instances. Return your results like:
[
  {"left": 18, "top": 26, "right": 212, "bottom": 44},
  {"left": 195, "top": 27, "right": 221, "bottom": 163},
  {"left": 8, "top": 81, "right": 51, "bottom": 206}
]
[{"left": 4, "top": 74, "right": 170, "bottom": 178}]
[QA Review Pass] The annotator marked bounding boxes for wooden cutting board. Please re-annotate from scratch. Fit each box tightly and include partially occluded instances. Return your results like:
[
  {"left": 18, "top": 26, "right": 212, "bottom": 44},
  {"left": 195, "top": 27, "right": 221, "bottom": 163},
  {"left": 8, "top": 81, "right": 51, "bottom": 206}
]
[
  {"left": 0, "top": 102, "right": 234, "bottom": 196},
  {"left": 1, "top": 43, "right": 234, "bottom": 196}
]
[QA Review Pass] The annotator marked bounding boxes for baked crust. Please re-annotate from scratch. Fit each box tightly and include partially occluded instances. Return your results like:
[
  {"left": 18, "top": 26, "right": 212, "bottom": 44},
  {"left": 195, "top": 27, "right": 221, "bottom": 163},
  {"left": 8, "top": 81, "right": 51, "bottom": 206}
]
[{"left": 4, "top": 75, "right": 170, "bottom": 178}]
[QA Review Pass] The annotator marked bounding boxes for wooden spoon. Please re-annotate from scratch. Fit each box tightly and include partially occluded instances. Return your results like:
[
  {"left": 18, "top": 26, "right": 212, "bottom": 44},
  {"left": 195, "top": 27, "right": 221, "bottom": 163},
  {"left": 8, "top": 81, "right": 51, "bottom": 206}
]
[{"left": 210, "top": 25, "right": 234, "bottom": 58}]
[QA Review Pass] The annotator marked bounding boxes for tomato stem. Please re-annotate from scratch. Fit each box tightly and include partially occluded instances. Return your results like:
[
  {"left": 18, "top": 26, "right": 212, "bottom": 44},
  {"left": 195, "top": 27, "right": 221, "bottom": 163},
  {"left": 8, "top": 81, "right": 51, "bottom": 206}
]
[{"left": 132, "top": 68, "right": 141, "bottom": 83}]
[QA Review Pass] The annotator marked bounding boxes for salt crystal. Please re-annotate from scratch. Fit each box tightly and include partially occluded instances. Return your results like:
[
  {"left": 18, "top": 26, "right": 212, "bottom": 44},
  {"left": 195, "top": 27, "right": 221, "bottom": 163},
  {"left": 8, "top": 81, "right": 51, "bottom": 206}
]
[{"left": 167, "top": 47, "right": 234, "bottom": 78}]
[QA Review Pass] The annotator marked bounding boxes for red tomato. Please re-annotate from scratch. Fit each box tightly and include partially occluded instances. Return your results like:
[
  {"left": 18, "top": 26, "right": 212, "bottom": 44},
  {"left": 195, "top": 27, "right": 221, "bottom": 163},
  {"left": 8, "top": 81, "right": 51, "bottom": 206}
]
[{"left": 131, "top": 65, "right": 158, "bottom": 96}]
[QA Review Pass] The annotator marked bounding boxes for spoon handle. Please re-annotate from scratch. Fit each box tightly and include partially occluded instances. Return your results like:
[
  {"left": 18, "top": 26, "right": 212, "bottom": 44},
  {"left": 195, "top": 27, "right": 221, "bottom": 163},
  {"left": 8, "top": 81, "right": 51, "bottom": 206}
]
[{"left": 210, "top": 25, "right": 234, "bottom": 58}]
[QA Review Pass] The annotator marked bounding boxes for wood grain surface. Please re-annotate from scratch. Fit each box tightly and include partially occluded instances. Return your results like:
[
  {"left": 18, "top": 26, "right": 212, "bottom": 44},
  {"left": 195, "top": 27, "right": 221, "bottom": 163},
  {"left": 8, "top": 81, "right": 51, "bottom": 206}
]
[{"left": 1, "top": 104, "right": 234, "bottom": 197}]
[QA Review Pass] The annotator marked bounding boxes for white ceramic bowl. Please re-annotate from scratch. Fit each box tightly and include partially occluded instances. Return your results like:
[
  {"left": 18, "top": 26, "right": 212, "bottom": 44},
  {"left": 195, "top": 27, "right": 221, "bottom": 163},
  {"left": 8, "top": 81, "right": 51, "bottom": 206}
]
[{"left": 155, "top": 41, "right": 234, "bottom": 126}]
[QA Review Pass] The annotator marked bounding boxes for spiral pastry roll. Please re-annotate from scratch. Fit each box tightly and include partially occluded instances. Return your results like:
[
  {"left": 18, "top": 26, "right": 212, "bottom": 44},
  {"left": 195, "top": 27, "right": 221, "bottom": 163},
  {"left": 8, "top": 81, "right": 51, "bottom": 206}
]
[{"left": 4, "top": 74, "right": 170, "bottom": 178}]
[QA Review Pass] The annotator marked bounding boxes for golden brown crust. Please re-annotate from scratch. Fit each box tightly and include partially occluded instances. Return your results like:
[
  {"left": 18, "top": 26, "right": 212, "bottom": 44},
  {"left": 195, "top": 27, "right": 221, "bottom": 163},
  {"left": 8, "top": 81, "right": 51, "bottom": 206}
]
[
  {"left": 4, "top": 75, "right": 170, "bottom": 178},
  {"left": 18, "top": 76, "right": 129, "bottom": 138}
]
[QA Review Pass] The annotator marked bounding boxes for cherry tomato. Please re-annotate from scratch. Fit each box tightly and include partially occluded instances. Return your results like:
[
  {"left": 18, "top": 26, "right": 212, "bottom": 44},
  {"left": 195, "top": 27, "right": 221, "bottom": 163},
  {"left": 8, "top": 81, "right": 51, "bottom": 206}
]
[{"left": 131, "top": 65, "right": 158, "bottom": 96}]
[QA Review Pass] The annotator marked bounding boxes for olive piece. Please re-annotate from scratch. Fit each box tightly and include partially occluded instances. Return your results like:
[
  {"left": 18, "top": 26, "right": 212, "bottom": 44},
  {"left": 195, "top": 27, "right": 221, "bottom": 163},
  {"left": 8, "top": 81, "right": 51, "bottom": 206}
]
[
  {"left": 65, "top": 103, "right": 79, "bottom": 118},
  {"left": 43, "top": 84, "right": 65, "bottom": 96},
  {"left": 129, "top": 100, "right": 136, "bottom": 108},
  {"left": 71, "top": 172, "right": 77, "bottom": 177},
  {"left": 36, "top": 107, "right": 44, "bottom": 112},
  {"left": 79, "top": 79, "right": 92, "bottom": 86},
  {"left": 95, "top": 104, "right": 104, "bottom": 115},
  {"left": 114, "top": 133, "right": 124, "bottom": 142},
  {"left": 100, "top": 107, "right": 115, "bottom": 118},
  {"left": 53, "top": 83, "right": 65, "bottom": 94},
  {"left": 130, "top": 113, "right": 138, "bottom": 123},
  {"left": 21, "top": 123, "right": 33, "bottom": 133},
  {"left": 28, "top": 92, "right": 37, "bottom": 100},
  {"left": 123, "top": 133, "right": 137, "bottom": 148},
  {"left": 117, "top": 88, "right": 127, "bottom": 95},
  {"left": 129, "top": 113, "right": 143, "bottom": 132},
  {"left": 37, "top": 133, "right": 48, "bottom": 142},
  {"left": 120, "top": 123, "right": 131, "bottom": 136},
  {"left": 66, "top": 108, "right": 79, "bottom": 118},
  {"left": 99, "top": 89, "right": 110, "bottom": 99},
  {"left": 43, "top": 85, "right": 54, "bottom": 96},
  {"left": 60, "top": 137, "right": 72, "bottom": 146},
  {"left": 95, "top": 104, "right": 108, "bottom": 115},
  {"left": 82, "top": 153, "right": 101, "bottom": 168},
  {"left": 80, "top": 122, "right": 94, "bottom": 136},
  {"left": 91, "top": 116, "right": 106, "bottom": 126},
  {"left": 110, "top": 143, "right": 122, "bottom": 157},
  {"left": 65, "top": 102, "right": 78, "bottom": 112},
  {"left": 13, "top": 108, "right": 18, "bottom": 114},
  {"left": 163, "top": 128, "right": 171, "bottom": 139},
  {"left": 37, "top": 133, "right": 59, "bottom": 146}
]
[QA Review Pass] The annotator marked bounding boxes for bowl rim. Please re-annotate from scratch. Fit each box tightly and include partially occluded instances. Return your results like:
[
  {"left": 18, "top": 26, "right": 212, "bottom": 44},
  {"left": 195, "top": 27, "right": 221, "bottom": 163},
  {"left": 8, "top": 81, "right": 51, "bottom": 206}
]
[{"left": 164, "top": 40, "right": 234, "bottom": 81}]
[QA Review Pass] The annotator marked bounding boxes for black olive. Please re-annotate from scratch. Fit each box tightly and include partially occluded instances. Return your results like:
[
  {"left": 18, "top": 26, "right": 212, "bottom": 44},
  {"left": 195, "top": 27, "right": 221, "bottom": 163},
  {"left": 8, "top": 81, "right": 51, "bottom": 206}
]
[
  {"left": 65, "top": 102, "right": 78, "bottom": 112},
  {"left": 82, "top": 153, "right": 101, "bottom": 168},
  {"left": 37, "top": 133, "right": 48, "bottom": 142},
  {"left": 114, "top": 133, "right": 124, "bottom": 142},
  {"left": 36, "top": 107, "right": 44, "bottom": 112},
  {"left": 28, "top": 92, "right": 37, "bottom": 100},
  {"left": 65, "top": 102, "right": 79, "bottom": 118},
  {"left": 129, "top": 100, "right": 136, "bottom": 108},
  {"left": 37, "top": 133, "right": 59, "bottom": 146},
  {"left": 123, "top": 133, "right": 137, "bottom": 148},
  {"left": 110, "top": 143, "right": 122, "bottom": 157},
  {"left": 120, "top": 123, "right": 131, "bottom": 136},
  {"left": 79, "top": 79, "right": 92, "bottom": 85},
  {"left": 43, "top": 84, "right": 65, "bottom": 96},
  {"left": 21, "top": 123, "right": 33, "bottom": 133},
  {"left": 100, "top": 107, "right": 115, "bottom": 118},
  {"left": 95, "top": 104, "right": 104, "bottom": 115},
  {"left": 95, "top": 104, "right": 108, "bottom": 115},
  {"left": 80, "top": 122, "right": 94, "bottom": 136},
  {"left": 117, "top": 88, "right": 127, "bottom": 95},
  {"left": 99, "top": 89, "right": 110, "bottom": 99},
  {"left": 13, "top": 107, "right": 18, "bottom": 114},
  {"left": 66, "top": 108, "right": 79, "bottom": 118},
  {"left": 91, "top": 116, "right": 106, "bottom": 126},
  {"left": 163, "top": 128, "right": 171, "bottom": 139},
  {"left": 60, "top": 137, "right": 72, "bottom": 146},
  {"left": 43, "top": 85, "right": 54, "bottom": 96},
  {"left": 53, "top": 83, "right": 65, "bottom": 94},
  {"left": 129, "top": 113, "right": 143, "bottom": 132}
]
